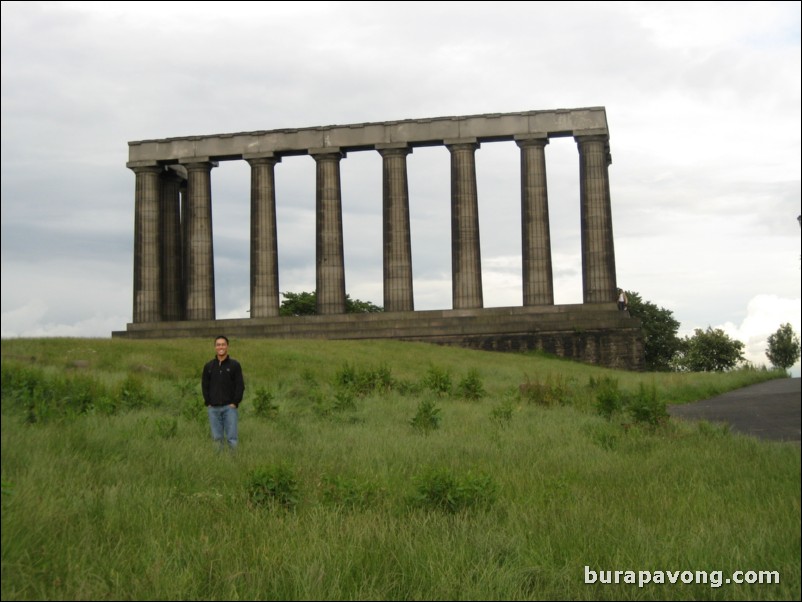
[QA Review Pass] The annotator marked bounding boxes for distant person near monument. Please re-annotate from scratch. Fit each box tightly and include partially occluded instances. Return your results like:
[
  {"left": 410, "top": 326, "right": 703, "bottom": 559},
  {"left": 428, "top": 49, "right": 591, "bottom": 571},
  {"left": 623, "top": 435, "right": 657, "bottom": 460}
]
[{"left": 617, "top": 289, "right": 628, "bottom": 311}]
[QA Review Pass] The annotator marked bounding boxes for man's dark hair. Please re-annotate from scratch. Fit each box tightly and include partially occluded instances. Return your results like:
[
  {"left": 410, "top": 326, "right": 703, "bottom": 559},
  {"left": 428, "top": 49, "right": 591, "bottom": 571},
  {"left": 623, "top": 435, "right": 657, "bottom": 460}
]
[{"left": 215, "top": 335, "right": 229, "bottom": 344}]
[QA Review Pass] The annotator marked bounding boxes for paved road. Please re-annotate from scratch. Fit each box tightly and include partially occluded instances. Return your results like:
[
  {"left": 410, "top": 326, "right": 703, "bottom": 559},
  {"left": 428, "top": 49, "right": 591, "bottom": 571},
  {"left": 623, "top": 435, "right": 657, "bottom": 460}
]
[{"left": 668, "top": 378, "right": 801, "bottom": 443}]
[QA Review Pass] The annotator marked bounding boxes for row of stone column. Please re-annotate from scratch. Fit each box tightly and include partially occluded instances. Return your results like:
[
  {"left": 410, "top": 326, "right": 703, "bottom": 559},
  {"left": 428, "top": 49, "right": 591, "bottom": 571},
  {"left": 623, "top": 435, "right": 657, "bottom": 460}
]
[{"left": 130, "top": 135, "right": 616, "bottom": 323}]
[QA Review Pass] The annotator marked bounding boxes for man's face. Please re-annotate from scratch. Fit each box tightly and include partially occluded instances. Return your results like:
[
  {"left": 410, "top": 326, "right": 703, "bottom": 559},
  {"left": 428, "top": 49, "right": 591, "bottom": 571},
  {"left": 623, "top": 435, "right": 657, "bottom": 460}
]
[{"left": 215, "top": 338, "right": 229, "bottom": 358}]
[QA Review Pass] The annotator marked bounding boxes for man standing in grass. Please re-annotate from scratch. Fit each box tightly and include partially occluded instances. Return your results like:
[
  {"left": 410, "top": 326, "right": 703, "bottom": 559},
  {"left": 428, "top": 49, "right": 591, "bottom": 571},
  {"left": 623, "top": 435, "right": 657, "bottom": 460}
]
[{"left": 202, "top": 335, "right": 245, "bottom": 451}]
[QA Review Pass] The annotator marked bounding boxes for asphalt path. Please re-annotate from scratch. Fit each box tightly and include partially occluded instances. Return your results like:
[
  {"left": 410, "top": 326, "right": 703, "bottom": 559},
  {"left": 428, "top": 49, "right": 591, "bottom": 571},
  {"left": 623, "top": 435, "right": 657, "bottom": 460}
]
[{"left": 668, "top": 377, "right": 801, "bottom": 443}]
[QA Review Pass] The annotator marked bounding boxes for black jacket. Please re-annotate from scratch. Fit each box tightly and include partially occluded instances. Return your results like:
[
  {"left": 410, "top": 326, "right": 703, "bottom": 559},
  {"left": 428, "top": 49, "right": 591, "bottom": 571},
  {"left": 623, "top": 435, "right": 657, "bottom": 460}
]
[{"left": 202, "top": 356, "right": 245, "bottom": 407}]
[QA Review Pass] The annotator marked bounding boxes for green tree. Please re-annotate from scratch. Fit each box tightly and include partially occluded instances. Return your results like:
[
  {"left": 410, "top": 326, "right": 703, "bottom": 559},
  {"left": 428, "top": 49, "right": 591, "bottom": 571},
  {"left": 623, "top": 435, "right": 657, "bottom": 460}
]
[
  {"left": 766, "top": 323, "right": 801, "bottom": 372},
  {"left": 345, "top": 295, "right": 383, "bottom": 314},
  {"left": 674, "top": 327, "right": 745, "bottom": 372},
  {"left": 279, "top": 291, "right": 317, "bottom": 316},
  {"left": 279, "top": 291, "right": 383, "bottom": 316},
  {"left": 625, "top": 291, "right": 681, "bottom": 371}
]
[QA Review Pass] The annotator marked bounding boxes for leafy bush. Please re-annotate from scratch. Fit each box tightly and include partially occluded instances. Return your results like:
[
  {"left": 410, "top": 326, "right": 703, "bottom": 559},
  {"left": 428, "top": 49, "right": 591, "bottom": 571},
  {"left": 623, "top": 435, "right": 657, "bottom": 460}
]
[
  {"left": 247, "top": 465, "right": 299, "bottom": 510},
  {"left": 590, "top": 376, "right": 623, "bottom": 420},
  {"left": 422, "top": 365, "right": 452, "bottom": 396},
  {"left": 1, "top": 363, "right": 43, "bottom": 407},
  {"left": 627, "top": 383, "right": 668, "bottom": 428},
  {"left": 252, "top": 387, "right": 279, "bottom": 419},
  {"left": 457, "top": 368, "right": 486, "bottom": 401},
  {"left": 332, "top": 389, "right": 357, "bottom": 412},
  {"left": 411, "top": 468, "right": 497, "bottom": 513},
  {"left": 334, "top": 362, "right": 394, "bottom": 395},
  {"left": 410, "top": 399, "right": 441, "bottom": 433},
  {"left": 1, "top": 364, "right": 113, "bottom": 423},
  {"left": 118, "top": 374, "right": 153, "bottom": 410}
]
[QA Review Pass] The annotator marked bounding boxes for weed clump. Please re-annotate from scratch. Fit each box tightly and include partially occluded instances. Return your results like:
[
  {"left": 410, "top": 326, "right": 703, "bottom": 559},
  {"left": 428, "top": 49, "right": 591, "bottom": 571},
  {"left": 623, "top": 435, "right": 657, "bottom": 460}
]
[
  {"left": 247, "top": 465, "right": 300, "bottom": 510},
  {"left": 411, "top": 467, "right": 497, "bottom": 513},
  {"left": 410, "top": 399, "right": 441, "bottom": 433}
]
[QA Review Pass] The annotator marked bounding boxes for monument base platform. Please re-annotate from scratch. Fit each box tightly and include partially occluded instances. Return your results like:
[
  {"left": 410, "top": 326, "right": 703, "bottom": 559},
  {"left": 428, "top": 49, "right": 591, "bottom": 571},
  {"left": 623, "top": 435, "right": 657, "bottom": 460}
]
[{"left": 112, "top": 303, "right": 644, "bottom": 370}]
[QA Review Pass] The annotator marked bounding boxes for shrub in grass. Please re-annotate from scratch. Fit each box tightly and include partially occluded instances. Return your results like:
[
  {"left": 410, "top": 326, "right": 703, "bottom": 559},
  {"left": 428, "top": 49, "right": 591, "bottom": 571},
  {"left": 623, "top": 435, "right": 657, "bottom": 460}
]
[
  {"left": 301, "top": 368, "right": 318, "bottom": 389},
  {"left": 252, "top": 386, "right": 279, "bottom": 418},
  {"left": 92, "top": 394, "right": 119, "bottom": 416},
  {"left": 457, "top": 368, "right": 486, "bottom": 400},
  {"left": 0, "top": 364, "right": 53, "bottom": 423},
  {"left": 173, "top": 379, "right": 204, "bottom": 423},
  {"left": 332, "top": 389, "right": 357, "bottom": 412},
  {"left": 410, "top": 398, "right": 441, "bottom": 433},
  {"left": 411, "top": 467, "right": 497, "bottom": 513},
  {"left": 422, "top": 364, "right": 452, "bottom": 396},
  {"left": 372, "top": 363, "right": 394, "bottom": 392},
  {"left": 335, "top": 361, "right": 395, "bottom": 396},
  {"left": 247, "top": 465, "right": 300, "bottom": 510},
  {"left": 60, "top": 373, "right": 106, "bottom": 417},
  {"left": 118, "top": 374, "right": 153, "bottom": 410},
  {"left": 1, "top": 365, "right": 112, "bottom": 423},
  {"left": 334, "top": 361, "right": 358, "bottom": 389},
  {"left": 627, "top": 382, "right": 668, "bottom": 428},
  {"left": 591, "top": 375, "right": 623, "bottom": 420},
  {"left": 1, "top": 363, "right": 43, "bottom": 407}
]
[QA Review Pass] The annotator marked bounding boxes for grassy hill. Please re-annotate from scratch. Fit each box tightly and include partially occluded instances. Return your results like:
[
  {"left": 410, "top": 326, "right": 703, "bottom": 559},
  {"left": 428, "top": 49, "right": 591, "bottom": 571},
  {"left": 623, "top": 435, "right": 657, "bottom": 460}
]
[{"left": 1, "top": 337, "right": 799, "bottom": 600}]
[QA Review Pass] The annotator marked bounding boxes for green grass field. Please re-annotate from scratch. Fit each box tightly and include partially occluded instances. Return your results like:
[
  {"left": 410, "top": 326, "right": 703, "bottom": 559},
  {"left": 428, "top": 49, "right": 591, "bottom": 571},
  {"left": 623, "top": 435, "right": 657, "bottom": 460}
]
[{"left": 1, "top": 337, "right": 799, "bottom": 600}]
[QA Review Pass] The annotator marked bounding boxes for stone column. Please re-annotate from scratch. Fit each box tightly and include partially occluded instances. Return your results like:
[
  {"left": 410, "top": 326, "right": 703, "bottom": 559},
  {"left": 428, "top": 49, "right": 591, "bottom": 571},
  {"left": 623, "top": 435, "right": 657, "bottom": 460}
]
[
  {"left": 130, "top": 164, "right": 162, "bottom": 323},
  {"left": 378, "top": 144, "right": 414, "bottom": 312},
  {"left": 182, "top": 160, "right": 216, "bottom": 320},
  {"left": 180, "top": 177, "right": 188, "bottom": 315},
  {"left": 446, "top": 139, "right": 483, "bottom": 309},
  {"left": 311, "top": 149, "right": 346, "bottom": 315},
  {"left": 246, "top": 154, "right": 281, "bottom": 318},
  {"left": 576, "top": 135, "right": 617, "bottom": 303},
  {"left": 516, "top": 136, "right": 554, "bottom": 306},
  {"left": 160, "top": 167, "right": 184, "bottom": 321}
]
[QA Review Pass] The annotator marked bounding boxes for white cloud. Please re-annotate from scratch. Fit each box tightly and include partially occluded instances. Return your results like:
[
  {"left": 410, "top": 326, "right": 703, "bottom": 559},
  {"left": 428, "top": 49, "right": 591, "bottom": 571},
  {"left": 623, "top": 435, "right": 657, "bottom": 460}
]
[
  {"left": 711, "top": 294, "right": 802, "bottom": 376},
  {"left": 1, "top": 299, "right": 127, "bottom": 338}
]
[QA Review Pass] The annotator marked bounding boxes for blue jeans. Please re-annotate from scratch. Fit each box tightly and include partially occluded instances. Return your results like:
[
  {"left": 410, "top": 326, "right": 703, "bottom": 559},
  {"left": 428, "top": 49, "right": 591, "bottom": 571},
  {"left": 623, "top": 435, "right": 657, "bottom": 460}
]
[{"left": 207, "top": 405, "right": 238, "bottom": 449}]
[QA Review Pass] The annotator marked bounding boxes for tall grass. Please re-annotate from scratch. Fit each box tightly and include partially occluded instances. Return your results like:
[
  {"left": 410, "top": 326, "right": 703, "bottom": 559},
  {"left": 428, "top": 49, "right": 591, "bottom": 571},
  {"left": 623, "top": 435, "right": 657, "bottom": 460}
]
[{"left": 1, "top": 337, "right": 798, "bottom": 600}]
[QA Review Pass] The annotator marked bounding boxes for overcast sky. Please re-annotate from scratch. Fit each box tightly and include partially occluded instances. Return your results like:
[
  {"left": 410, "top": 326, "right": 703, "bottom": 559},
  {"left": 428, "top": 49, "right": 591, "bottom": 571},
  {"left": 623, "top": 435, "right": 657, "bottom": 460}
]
[{"left": 2, "top": 1, "right": 800, "bottom": 374}]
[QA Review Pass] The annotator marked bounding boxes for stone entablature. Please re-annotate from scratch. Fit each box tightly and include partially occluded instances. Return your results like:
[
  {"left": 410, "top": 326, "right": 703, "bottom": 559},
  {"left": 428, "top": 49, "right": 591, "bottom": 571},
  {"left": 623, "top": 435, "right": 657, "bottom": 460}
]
[{"left": 126, "top": 107, "right": 609, "bottom": 165}]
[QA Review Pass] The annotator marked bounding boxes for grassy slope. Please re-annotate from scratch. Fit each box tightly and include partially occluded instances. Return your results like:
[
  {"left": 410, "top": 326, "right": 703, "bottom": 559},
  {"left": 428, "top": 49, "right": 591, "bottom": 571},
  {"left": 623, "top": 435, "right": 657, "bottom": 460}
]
[
  {"left": 1, "top": 337, "right": 799, "bottom": 601},
  {"left": 0, "top": 336, "right": 784, "bottom": 405}
]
